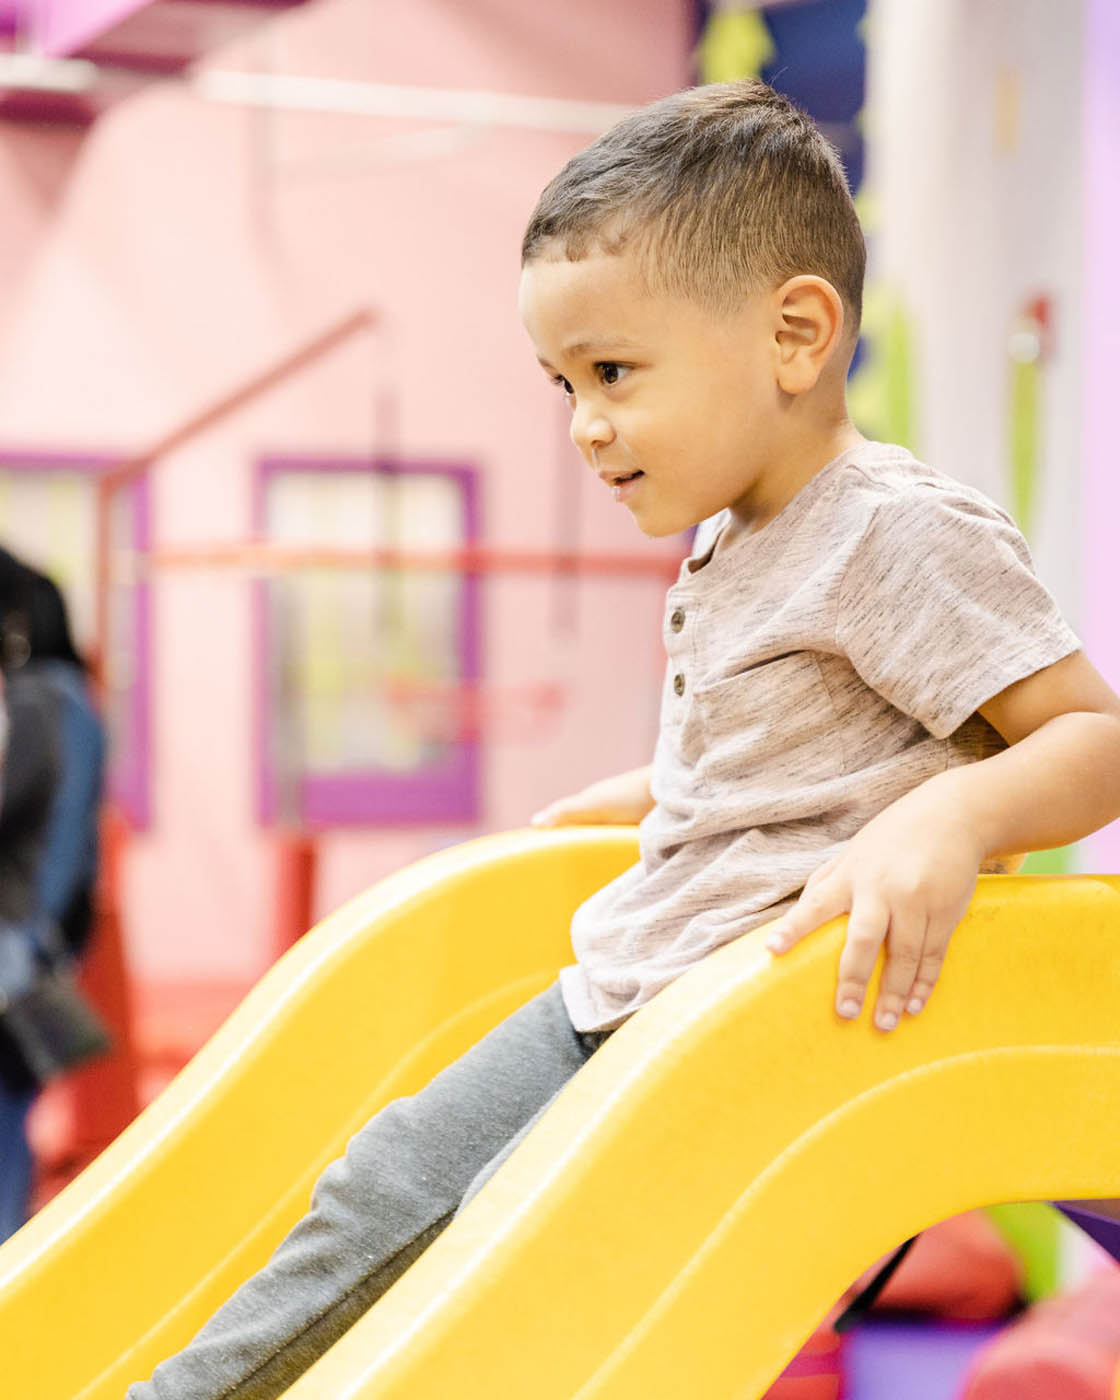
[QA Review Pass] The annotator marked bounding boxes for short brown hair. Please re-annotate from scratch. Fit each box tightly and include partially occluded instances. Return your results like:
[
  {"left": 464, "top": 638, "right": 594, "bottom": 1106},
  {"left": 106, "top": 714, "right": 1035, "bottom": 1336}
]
[{"left": 522, "top": 80, "right": 865, "bottom": 330}]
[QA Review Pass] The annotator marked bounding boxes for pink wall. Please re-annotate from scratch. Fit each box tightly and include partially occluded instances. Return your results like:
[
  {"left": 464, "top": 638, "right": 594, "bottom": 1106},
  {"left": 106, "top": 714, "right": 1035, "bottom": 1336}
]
[{"left": 0, "top": 0, "right": 692, "bottom": 985}]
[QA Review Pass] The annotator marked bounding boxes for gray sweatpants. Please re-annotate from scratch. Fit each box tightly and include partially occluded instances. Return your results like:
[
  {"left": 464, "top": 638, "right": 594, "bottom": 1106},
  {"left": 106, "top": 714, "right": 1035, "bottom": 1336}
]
[{"left": 128, "top": 983, "right": 609, "bottom": 1399}]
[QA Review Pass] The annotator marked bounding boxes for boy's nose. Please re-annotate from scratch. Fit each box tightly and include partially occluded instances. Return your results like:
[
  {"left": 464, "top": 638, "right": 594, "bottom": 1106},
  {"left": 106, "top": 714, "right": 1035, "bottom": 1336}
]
[{"left": 569, "top": 403, "right": 615, "bottom": 458}]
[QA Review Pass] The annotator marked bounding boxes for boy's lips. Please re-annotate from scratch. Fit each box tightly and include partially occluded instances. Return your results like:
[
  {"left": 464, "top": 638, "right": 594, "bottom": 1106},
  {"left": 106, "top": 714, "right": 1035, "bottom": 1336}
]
[{"left": 597, "top": 467, "right": 645, "bottom": 503}]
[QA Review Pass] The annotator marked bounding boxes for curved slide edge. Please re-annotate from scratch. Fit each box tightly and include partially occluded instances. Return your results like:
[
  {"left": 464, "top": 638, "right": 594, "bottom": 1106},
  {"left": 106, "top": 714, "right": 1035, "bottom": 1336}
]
[
  {"left": 277, "top": 872, "right": 1120, "bottom": 1400},
  {"left": 0, "top": 826, "right": 640, "bottom": 1400},
  {"left": 2, "top": 834, "right": 1117, "bottom": 1399}
]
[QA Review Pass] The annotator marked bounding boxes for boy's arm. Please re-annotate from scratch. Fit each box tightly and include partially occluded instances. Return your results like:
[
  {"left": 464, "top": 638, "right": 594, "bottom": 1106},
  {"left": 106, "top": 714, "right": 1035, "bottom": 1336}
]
[
  {"left": 766, "top": 650, "right": 1120, "bottom": 1032},
  {"left": 531, "top": 764, "right": 654, "bottom": 827}
]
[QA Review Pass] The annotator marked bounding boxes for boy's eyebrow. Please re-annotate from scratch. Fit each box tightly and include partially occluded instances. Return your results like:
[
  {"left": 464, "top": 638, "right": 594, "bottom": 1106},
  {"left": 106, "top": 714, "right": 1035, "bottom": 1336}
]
[
  {"left": 536, "top": 336, "right": 645, "bottom": 368},
  {"left": 563, "top": 335, "right": 643, "bottom": 355}
]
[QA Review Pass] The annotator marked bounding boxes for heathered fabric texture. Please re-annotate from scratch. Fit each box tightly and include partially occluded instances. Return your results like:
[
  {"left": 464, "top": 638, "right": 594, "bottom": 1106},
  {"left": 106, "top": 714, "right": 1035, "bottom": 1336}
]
[
  {"left": 127, "top": 984, "right": 605, "bottom": 1400},
  {"left": 560, "top": 442, "right": 1080, "bottom": 1032}
]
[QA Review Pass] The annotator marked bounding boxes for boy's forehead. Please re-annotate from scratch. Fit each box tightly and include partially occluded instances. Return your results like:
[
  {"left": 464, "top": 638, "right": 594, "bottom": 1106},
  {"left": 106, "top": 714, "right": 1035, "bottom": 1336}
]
[
  {"left": 519, "top": 252, "right": 772, "bottom": 366},
  {"left": 519, "top": 251, "right": 666, "bottom": 348},
  {"left": 521, "top": 250, "right": 646, "bottom": 303}
]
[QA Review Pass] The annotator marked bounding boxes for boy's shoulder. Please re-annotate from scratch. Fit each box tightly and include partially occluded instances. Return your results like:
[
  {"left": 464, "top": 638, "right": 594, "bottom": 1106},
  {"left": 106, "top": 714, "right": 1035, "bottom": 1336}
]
[
  {"left": 807, "top": 442, "right": 1031, "bottom": 586},
  {"left": 819, "top": 446, "right": 1040, "bottom": 616},
  {"left": 828, "top": 441, "right": 1016, "bottom": 530},
  {"left": 697, "top": 442, "right": 1019, "bottom": 561},
  {"left": 686, "top": 442, "right": 1031, "bottom": 607}
]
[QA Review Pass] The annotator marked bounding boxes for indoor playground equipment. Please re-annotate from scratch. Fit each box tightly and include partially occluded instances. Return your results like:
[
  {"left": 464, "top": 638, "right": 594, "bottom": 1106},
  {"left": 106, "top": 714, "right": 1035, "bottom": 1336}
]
[{"left": 0, "top": 828, "right": 1118, "bottom": 1399}]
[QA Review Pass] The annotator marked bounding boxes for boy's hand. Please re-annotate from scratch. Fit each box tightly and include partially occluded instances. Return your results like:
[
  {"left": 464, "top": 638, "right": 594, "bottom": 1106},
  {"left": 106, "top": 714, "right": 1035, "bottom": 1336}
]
[
  {"left": 531, "top": 765, "right": 654, "bottom": 828},
  {"left": 764, "top": 789, "right": 984, "bottom": 1032},
  {"left": 764, "top": 653, "right": 1120, "bottom": 1033}
]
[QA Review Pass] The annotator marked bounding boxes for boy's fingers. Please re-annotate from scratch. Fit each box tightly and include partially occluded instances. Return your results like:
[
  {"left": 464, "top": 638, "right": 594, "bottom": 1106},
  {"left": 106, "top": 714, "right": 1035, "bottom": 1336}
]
[
  {"left": 834, "top": 895, "right": 889, "bottom": 1019},
  {"left": 803, "top": 855, "right": 840, "bottom": 888},
  {"left": 531, "top": 799, "right": 599, "bottom": 826},
  {"left": 903, "top": 925, "right": 952, "bottom": 1015},
  {"left": 766, "top": 876, "right": 846, "bottom": 953},
  {"left": 874, "top": 913, "right": 928, "bottom": 1031}
]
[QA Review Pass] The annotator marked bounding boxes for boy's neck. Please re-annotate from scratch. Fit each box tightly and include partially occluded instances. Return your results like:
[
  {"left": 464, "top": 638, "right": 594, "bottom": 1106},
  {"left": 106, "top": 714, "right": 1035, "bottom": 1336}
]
[{"left": 720, "top": 415, "right": 865, "bottom": 550}]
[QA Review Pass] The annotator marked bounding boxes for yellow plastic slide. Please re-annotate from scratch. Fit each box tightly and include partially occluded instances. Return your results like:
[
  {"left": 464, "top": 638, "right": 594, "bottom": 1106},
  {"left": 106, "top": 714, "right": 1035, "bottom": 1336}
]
[{"left": 1, "top": 828, "right": 1118, "bottom": 1399}]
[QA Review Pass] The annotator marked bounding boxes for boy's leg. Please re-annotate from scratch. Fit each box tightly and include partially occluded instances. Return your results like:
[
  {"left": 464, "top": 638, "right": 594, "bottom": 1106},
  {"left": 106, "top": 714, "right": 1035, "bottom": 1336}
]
[
  {"left": 456, "top": 1026, "right": 613, "bottom": 1213},
  {"left": 128, "top": 983, "right": 596, "bottom": 1400}
]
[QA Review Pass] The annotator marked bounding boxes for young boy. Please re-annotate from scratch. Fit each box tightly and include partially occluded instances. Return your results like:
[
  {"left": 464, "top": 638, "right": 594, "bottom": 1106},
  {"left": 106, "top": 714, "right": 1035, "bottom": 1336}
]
[{"left": 130, "top": 80, "right": 1120, "bottom": 1398}]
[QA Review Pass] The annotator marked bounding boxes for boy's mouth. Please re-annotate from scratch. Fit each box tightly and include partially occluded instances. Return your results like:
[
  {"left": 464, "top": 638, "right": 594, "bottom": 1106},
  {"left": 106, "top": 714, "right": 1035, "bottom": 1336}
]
[{"left": 603, "top": 469, "right": 644, "bottom": 502}]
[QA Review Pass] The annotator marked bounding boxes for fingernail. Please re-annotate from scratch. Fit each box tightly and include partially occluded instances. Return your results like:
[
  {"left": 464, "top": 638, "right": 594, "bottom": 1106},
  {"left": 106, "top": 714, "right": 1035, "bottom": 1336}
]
[
  {"left": 767, "top": 936, "right": 787, "bottom": 953},
  {"left": 837, "top": 999, "right": 861, "bottom": 1019},
  {"left": 907, "top": 998, "right": 923, "bottom": 1016},
  {"left": 877, "top": 1011, "right": 898, "bottom": 1032}
]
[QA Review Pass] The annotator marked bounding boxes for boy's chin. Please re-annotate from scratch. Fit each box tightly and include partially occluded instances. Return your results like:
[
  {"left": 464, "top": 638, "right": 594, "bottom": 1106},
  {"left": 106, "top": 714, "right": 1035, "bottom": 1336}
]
[{"left": 632, "top": 511, "right": 701, "bottom": 540}]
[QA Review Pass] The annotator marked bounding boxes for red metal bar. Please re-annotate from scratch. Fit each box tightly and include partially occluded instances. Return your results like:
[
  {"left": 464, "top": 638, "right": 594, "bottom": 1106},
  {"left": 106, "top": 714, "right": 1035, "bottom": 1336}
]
[
  {"left": 146, "top": 540, "right": 682, "bottom": 581},
  {"left": 92, "top": 308, "right": 378, "bottom": 669},
  {"left": 272, "top": 831, "right": 318, "bottom": 960},
  {"left": 100, "top": 309, "right": 377, "bottom": 490}
]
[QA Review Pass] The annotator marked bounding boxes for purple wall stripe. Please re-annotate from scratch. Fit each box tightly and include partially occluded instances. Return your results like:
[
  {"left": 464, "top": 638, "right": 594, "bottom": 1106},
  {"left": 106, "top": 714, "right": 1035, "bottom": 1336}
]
[{"left": 1083, "top": 0, "right": 1120, "bottom": 872}]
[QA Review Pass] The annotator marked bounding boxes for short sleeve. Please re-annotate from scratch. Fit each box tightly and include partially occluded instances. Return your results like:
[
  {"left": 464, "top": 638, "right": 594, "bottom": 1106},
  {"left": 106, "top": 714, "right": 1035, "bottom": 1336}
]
[{"left": 836, "top": 488, "right": 1080, "bottom": 738}]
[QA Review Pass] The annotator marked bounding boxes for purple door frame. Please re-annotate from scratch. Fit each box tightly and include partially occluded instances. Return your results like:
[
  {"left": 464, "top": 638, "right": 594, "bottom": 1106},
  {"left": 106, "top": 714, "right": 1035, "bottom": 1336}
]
[
  {"left": 253, "top": 454, "right": 482, "bottom": 829},
  {"left": 0, "top": 448, "right": 151, "bottom": 828}
]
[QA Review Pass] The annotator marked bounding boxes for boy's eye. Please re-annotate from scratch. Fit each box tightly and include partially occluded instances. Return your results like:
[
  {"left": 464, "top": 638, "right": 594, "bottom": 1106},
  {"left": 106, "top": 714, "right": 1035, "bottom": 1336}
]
[{"left": 548, "top": 364, "right": 628, "bottom": 397}]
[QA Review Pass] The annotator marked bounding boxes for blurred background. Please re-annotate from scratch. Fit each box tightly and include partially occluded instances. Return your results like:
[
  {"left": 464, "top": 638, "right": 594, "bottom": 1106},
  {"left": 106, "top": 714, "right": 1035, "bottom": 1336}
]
[{"left": 0, "top": 0, "right": 1118, "bottom": 1393}]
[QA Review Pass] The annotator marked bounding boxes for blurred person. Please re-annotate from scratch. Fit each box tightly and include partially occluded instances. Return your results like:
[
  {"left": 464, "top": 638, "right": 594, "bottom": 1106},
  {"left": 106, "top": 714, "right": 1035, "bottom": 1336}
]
[
  {"left": 0, "top": 550, "right": 63, "bottom": 1239},
  {"left": 22, "top": 565, "right": 105, "bottom": 956},
  {"left": 0, "top": 549, "right": 106, "bottom": 1241}
]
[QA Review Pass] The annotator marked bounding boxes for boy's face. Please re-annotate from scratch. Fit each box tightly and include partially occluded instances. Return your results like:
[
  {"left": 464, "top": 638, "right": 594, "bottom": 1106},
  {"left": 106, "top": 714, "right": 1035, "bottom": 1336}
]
[{"left": 519, "top": 249, "right": 784, "bottom": 538}]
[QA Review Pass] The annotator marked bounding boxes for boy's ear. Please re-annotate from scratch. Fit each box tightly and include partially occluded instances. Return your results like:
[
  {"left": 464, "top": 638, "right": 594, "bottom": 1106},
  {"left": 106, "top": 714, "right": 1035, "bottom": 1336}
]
[{"left": 772, "top": 276, "right": 847, "bottom": 394}]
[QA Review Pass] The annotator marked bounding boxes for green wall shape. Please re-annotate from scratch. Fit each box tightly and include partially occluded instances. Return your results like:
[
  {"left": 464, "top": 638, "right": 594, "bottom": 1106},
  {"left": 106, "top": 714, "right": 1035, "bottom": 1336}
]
[
  {"left": 846, "top": 284, "right": 919, "bottom": 453},
  {"left": 696, "top": 8, "right": 775, "bottom": 83},
  {"left": 985, "top": 1202, "right": 1064, "bottom": 1302},
  {"left": 1008, "top": 351, "right": 1041, "bottom": 541},
  {"left": 1021, "top": 846, "right": 1076, "bottom": 875}
]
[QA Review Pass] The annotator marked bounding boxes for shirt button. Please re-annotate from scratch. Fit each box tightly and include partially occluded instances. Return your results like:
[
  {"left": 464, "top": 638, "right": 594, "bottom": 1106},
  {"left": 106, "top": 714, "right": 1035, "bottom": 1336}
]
[
  {"left": 673, "top": 672, "right": 685, "bottom": 697},
  {"left": 670, "top": 608, "right": 685, "bottom": 633}
]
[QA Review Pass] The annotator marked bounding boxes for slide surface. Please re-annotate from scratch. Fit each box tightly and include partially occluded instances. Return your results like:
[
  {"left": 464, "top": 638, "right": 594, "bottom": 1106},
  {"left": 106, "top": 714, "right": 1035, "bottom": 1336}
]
[{"left": 0, "top": 830, "right": 1118, "bottom": 1399}]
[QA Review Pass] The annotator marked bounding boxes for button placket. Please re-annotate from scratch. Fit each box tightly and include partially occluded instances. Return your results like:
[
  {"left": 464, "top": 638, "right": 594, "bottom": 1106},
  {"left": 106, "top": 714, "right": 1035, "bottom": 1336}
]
[{"left": 666, "top": 596, "right": 689, "bottom": 701}]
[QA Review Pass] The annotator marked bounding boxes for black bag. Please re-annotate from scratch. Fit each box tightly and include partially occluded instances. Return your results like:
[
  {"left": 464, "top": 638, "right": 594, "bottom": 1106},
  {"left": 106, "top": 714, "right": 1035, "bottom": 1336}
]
[{"left": 0, "top": 919, "right": 110, "bottom": 1089}]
